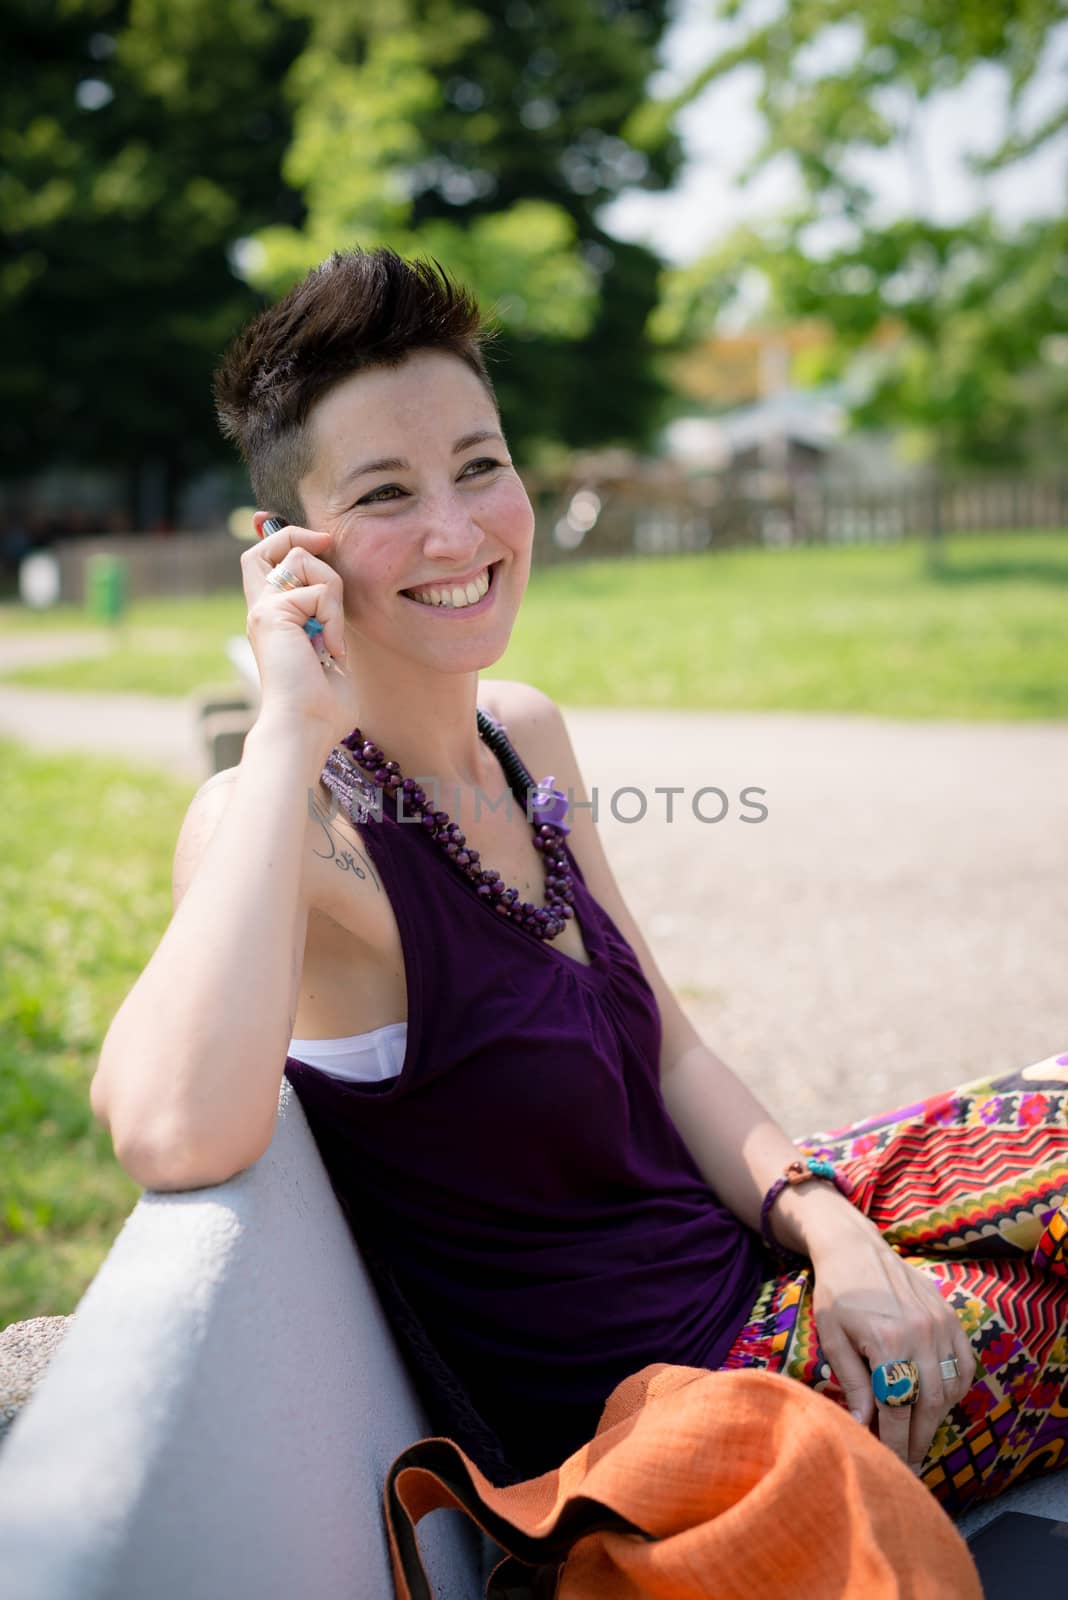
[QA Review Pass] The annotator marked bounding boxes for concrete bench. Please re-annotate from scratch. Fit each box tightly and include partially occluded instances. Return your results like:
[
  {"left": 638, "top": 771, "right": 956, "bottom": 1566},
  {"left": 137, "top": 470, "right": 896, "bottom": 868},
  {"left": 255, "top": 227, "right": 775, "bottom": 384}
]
[
  {"left": 4, "top": 1079, "right": 1068, "bottom": 1598},
  {"left": 0, "top": 1082, "right": 486, "bottom": 1599}
]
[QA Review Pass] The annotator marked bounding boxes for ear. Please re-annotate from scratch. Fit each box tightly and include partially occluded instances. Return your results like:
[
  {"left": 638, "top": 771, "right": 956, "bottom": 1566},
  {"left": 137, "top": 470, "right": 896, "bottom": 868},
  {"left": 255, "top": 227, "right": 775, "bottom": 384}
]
[{"left": 252, "top": 512, "right": 272, "bottom": 540}]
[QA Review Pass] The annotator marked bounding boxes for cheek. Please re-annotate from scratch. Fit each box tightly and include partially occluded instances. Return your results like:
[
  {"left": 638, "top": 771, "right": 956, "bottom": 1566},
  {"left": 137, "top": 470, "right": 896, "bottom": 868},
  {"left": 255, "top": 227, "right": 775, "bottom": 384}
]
[
  {"left": 493, "top": 481, "right": 535, "bottom": 545},
  {"left": 333, "top": 533, "right": 406, "bottom": 613}
]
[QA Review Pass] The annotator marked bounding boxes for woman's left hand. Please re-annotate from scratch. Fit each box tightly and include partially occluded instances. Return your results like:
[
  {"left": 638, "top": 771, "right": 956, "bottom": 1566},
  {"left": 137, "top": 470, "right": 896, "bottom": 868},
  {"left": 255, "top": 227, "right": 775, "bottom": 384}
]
[{"left": 809, "top": 1220, "right": 976, "bottom": 1472}]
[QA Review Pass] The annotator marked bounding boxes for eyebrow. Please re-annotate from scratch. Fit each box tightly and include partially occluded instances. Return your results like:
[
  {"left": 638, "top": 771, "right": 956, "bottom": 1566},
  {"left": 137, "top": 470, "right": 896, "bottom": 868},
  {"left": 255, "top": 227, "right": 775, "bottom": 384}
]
[{"left": 332, "top": 430, "right": 506, "bottom": 496}]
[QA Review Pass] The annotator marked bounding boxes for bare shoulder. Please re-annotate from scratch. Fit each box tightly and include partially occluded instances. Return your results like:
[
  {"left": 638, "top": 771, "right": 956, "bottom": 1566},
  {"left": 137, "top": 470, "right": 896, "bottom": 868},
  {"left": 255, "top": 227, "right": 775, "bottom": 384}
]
[
  {"left": 172, "top": 766, "right": 240, "bottom": 909},
  {"left": 197, "top": 764, "right": 242, "bottom": 796},
  {"left": 480, "top": 678, "right": 571, "bottom": 769}
]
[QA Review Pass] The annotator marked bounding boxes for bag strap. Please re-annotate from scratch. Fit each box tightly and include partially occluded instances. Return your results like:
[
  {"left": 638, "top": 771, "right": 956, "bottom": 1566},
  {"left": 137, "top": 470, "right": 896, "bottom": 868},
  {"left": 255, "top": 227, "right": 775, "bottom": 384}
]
[{"left": 384, "top": 1434, "right": 650, "bottom": 1600}]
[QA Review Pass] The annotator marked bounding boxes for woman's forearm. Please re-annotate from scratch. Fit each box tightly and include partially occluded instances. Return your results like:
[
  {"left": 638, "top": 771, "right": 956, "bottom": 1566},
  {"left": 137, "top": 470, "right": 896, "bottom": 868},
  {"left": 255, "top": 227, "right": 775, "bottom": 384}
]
[
  {"left": 91, "top": 714, "right": 328, "bottom": 1190},
  {"left": 660, "top": 1040, "right": 874, "bottom": 1259}
]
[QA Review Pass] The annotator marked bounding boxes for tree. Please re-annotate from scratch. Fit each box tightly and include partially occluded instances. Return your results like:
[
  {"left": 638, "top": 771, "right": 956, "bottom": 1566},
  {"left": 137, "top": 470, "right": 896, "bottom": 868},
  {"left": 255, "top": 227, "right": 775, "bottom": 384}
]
[
  {"left": 0, "top": 0, "right": 308, "bottom": 521},
  {"left": 1, "top": 0, "right": 685, "bottom": 520},
  {"left": 646, "top": 0, "right": 1068, "bottom": 467},
  {"left": 240, "top": 0, "right": 683, "bottom": 459}
]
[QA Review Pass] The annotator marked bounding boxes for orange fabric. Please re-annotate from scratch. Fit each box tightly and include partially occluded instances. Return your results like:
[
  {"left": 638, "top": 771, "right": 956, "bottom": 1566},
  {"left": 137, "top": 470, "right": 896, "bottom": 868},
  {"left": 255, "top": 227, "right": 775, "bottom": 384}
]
[{"left": 385, "top": 1364, "right": 981, "bottom": 1599}]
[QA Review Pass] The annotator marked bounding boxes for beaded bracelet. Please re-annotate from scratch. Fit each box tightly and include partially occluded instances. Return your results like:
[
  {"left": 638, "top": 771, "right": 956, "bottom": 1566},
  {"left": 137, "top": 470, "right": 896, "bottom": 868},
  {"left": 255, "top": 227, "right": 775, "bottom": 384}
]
[{"left": 759, "top": 1157, "right": 853, "bottom": 1265}]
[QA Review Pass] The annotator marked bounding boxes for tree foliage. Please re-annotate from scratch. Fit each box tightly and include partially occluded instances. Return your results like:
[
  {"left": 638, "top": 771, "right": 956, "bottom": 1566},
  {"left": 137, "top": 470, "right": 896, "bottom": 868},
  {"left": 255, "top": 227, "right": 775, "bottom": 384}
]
[
  {"left": 652, "top": 0, "right": 1068, "bottom": 465},
  {"left": 1, "top": 0, "right": 680, "bottom": 515},
  {"left": 0, "top": 0, "right": 308, "bottom": 511},
  {"left": 241, "top": 0, "right": 682, "bottom": 458}
]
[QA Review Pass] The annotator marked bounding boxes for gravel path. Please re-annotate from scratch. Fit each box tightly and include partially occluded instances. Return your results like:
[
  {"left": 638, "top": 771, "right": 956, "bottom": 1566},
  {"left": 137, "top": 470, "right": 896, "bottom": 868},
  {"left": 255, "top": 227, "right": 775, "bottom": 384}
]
[
  {"left": 565, "top": 708, "right": 1068, "bottom": 1136},
  {"left": 0, "top": 685, "right": 203, "bottom": 777},
  {"left": 2, "top": 673, "right": 1064, "bottom": 1136},
  {"left": 0, "top": 632, "right": 111, "bottom": 672}
]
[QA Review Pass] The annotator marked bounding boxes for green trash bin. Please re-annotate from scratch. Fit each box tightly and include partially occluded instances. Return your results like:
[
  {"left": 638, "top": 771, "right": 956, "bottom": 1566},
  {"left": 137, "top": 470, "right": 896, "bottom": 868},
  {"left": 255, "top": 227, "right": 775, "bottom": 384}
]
[{"left": 85, "top": 552, "right": 128, "bottom": 622}]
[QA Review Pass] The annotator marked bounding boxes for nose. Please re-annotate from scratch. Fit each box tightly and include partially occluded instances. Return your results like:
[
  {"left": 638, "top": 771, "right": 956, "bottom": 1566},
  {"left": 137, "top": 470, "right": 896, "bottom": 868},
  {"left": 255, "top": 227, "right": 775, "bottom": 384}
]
[{"left": 420, "top": 485, "right": 483, "bottom": 566}]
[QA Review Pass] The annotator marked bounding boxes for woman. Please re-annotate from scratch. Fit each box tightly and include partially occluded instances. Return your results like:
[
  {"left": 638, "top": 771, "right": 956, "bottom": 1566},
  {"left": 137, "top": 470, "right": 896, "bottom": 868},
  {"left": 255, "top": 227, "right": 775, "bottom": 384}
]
[{"left": 91, "top": 248, "right": 1068, "bottom": 1514}]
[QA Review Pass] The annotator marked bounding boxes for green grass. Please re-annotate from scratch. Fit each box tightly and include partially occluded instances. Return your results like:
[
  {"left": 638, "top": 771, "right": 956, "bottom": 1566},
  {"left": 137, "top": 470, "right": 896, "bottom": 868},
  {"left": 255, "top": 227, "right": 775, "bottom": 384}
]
[
  {"left": 0, "top": 592, "right": 249, "bottom": 697},
  {"left": 0, "top": 741, "right": 193, "bottom": 1327},
  {"left": 497, "top": 531, "right": 1068, "bottom": 720},
  {"left": 2, "top": 531, "right": 1066, "bottom": 718}
]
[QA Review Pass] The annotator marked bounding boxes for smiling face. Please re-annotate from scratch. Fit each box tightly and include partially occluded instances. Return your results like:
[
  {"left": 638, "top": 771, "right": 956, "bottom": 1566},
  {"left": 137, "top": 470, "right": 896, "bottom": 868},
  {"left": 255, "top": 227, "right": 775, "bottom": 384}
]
[{"left": 298, "top": 349, "right": 535, "bottom": 675}]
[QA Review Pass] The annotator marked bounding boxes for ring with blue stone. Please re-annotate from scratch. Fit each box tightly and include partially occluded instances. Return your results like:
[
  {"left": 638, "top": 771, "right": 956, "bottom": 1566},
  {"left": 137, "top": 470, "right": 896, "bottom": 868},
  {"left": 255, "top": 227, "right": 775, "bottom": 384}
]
[{"left": 871, "top": 1358, "right": 921, "bottom": 1408}]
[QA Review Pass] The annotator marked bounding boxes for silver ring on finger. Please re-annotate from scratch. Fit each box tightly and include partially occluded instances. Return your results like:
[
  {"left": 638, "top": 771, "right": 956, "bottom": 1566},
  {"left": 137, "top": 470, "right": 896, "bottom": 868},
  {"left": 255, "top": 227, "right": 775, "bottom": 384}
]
[
  {"left": 939, "top": 1356, "right": 961, "bottom": 1382},
  {"left": 265, "top": 566, "right": 303, "bottom": 592}
]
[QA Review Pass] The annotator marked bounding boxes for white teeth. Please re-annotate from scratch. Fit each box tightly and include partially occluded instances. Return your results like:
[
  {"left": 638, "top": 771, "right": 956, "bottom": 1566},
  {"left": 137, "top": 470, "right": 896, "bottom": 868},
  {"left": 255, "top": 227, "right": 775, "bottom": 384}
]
[{"left": 406, "top": 566, "right": 491, "bottom": 608}]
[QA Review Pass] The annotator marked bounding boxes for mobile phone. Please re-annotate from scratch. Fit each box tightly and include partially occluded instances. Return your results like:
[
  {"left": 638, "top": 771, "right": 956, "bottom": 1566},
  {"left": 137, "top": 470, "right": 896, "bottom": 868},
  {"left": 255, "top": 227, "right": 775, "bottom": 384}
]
[{"left": 259, "top": 515, "right": 338, "bottom": 671}]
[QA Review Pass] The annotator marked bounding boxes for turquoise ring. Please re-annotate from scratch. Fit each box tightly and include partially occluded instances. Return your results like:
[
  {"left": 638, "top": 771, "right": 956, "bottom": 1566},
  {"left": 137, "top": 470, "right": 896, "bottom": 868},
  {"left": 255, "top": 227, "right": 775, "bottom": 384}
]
[{"left": 872, "top": 1359, "right": 920, "bottom": 1408}]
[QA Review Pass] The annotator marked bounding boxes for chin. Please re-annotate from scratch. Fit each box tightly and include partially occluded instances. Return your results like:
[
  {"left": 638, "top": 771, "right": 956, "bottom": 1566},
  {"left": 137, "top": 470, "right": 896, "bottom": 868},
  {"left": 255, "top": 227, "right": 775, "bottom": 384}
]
[{"left": 426, "top": 635, "right": 515, "bottom": 675}]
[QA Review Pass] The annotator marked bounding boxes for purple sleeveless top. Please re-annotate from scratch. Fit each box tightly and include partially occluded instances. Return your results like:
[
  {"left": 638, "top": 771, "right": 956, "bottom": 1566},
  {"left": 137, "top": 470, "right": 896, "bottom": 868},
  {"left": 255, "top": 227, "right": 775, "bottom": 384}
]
[{"left": 284, "top": 735, "right": 764, "bottom": 1475}]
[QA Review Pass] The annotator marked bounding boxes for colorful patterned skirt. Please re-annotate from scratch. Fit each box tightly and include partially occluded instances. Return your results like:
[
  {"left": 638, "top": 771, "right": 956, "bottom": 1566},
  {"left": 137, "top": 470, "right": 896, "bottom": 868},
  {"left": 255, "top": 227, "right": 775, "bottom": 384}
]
[{"left": 722, "top": 1051, "right": 1068, "bottom": 1517}]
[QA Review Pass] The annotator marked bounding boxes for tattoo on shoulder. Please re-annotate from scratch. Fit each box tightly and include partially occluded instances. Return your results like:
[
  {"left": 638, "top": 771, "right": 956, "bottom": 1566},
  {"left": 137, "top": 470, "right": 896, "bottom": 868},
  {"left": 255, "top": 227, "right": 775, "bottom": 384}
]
[{"left": 306, "top": 788, "right": 381, "bottom": 890}]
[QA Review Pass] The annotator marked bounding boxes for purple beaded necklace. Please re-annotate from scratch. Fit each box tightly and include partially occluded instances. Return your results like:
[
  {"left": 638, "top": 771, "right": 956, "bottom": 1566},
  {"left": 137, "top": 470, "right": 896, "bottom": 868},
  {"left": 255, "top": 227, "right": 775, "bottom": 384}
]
[{"left": 321, "top": 710, "right": 576, "bottom": 943}]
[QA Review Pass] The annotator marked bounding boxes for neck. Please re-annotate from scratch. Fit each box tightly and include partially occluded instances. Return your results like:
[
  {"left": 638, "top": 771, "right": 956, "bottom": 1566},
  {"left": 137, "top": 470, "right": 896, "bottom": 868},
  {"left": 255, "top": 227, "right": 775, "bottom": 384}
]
[{"left": 339, "top": 655, "right": 493, "bottom": 794}]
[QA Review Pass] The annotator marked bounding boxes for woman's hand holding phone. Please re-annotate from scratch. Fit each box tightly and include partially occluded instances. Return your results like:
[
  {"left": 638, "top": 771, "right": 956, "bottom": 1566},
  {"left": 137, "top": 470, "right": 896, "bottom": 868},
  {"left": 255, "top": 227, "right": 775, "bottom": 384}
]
[{"left": 241, "top": 519, "right": 351, "bottom": 741}]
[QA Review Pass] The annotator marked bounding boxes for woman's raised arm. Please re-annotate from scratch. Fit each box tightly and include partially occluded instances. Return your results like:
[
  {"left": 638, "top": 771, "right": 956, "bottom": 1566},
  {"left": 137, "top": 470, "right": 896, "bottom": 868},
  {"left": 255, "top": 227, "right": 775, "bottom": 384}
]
[
  {"left": 90, "top": 716, "right": 328, "bottom": 1191},
  {"left": 90, "top": 523, "right": 351, "bottom": 1192}
]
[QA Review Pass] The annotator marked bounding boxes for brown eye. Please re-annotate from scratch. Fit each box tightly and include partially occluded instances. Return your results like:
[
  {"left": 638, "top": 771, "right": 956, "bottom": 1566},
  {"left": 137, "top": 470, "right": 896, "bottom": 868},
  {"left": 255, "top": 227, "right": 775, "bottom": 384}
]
[{"left": 358, "top": 484, "right": 407, "bottom": 505}]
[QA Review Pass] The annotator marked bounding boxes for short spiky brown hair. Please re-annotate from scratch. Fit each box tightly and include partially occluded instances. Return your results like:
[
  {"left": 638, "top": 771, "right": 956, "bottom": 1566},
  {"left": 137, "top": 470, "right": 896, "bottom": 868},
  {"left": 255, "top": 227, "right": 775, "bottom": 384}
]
[{"left": 213, "top": 248, "right": 497, "bottom": 525}]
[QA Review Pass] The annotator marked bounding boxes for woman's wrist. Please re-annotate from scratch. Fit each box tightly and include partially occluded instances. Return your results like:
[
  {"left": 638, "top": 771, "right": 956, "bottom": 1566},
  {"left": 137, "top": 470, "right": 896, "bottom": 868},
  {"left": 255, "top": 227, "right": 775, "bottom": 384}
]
[
  {"left": 246, "top": 706, "right": 340, "bottom": 774},
  {"left": 765, "top": 1172, "right": 871, "bottom": 1260}
]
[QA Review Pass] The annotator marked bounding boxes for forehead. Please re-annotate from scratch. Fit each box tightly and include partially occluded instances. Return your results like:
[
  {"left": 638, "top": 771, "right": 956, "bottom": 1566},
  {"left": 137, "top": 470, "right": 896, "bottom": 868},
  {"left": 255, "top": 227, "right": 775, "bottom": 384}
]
[{"left": 305, "top": 350, "right": 497, "bottom": 487}]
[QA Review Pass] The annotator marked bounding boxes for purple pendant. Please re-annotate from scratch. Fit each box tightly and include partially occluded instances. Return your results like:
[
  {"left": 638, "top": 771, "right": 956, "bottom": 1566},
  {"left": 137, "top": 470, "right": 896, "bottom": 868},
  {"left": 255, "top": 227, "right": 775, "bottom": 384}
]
[{"left": 530, "top": 775, "right": 571, "bottom": 835}]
